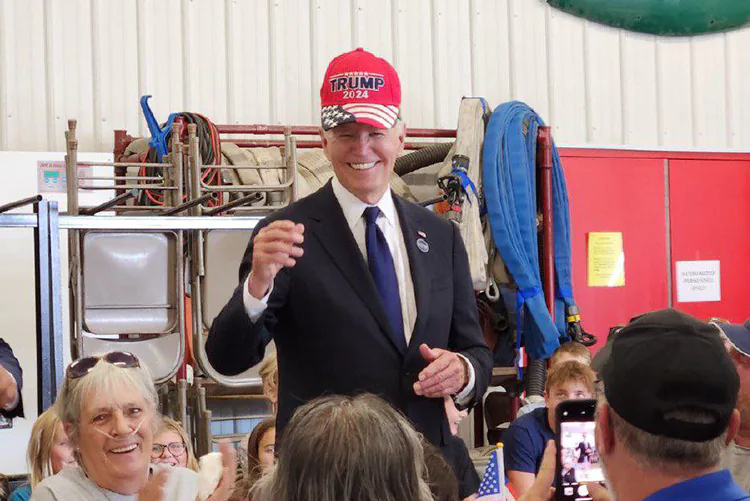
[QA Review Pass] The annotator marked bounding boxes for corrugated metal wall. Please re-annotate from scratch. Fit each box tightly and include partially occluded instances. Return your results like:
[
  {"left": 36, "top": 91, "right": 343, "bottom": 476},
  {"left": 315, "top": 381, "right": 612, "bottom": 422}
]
[{"left": 1, "top": 0, "right": 749, "bottom": 153}]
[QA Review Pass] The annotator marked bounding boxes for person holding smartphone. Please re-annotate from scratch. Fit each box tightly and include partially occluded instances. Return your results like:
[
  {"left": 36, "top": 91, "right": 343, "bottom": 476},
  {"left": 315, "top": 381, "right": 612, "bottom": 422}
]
[
  {"left": 592, "top": 309, "right": 748, "bottom": 501},
  {"left": 502, "top": 361, "right": 596, "bottom": 497}
]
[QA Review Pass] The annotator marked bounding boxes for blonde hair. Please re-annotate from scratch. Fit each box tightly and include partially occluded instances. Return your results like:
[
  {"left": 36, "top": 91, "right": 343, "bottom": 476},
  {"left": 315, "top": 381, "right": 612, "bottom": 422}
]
[
  {"left": 258, "top": 353, "right": 278, "bottom": 401},
  {"left": 546, "top": 361, "right": 596, "bottom": 394},
  {"left": 27, "top": 408, "right": 66, "bottom": 487},
  {"left": 156, "top": 416, "right": 199, "bottom": 472},
  {"left": 56, "top": 356, "right": 160, "bottom": 446},
  {"left": 550, "top": 342, "right": 592, "bottom": 367}
]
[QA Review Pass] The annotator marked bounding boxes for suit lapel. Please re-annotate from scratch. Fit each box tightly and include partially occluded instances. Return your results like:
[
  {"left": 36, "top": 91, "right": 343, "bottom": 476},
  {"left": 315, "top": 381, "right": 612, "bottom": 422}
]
[
  {"left": 393, "top": 196, "right": 432, "bottom": 356},
  {"left": 308, "top": 183, "right": 405, "bottom": 355}
]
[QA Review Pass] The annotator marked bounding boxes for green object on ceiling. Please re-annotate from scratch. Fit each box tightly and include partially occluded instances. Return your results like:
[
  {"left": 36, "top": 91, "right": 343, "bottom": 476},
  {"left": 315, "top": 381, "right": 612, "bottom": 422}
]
[{"left": 546, "top": 0, "right": 750, "bottom": 36}]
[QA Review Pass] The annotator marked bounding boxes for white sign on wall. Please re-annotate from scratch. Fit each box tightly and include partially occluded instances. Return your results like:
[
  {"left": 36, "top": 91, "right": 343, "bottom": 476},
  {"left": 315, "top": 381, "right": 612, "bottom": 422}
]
[{"left": 676, "top": 260, "right": 721, "bottom": 303}]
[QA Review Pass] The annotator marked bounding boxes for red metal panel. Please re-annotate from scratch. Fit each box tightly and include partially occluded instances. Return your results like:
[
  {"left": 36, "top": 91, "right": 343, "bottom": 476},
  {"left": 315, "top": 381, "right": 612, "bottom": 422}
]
[
  {"left": 669, "top": 159, "right": 750, "bottom": 322},
  {"left": 560, "top": 148, "right": 750, "bottom": 162},
  {"left": 561, "top": 154, "right": 669, "bottom": 352}
]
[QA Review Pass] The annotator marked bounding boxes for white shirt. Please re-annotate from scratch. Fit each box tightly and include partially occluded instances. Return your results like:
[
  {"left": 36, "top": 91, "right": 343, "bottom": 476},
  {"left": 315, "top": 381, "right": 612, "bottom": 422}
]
[
  {"left": 31, "top": 464, "right": 198, "bottom": 501},
  {"left": 242, "top": 178, "right": 475, "bottom": 402}
]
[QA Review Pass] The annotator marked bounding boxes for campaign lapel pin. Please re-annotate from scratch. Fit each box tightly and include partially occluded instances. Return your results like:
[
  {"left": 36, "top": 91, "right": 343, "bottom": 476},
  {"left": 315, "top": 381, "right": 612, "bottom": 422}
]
[{"left": 416, "top": 236, "right": 429, "bottom": 253}]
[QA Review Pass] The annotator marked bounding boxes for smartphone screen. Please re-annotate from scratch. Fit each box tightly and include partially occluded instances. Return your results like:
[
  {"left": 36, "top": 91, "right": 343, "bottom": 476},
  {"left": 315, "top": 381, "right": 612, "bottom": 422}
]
[{"left": 557, "top": 399, "right": 605, "bottom": 501}]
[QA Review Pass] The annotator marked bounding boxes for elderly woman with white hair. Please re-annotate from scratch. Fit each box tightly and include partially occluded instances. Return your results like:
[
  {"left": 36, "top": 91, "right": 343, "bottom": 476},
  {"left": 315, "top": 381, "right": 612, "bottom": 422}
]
[
  {"left": 30, "top": 352, "right": 235, "bottom": 501},
  {"left": 253, "top": 393, "right": 433, "bottom": 501}
]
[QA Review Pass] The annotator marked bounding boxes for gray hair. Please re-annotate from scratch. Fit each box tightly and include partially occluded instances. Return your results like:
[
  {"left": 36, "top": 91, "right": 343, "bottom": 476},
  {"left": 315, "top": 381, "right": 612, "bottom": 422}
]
[
  {"left": 601, "top": 398, "right": 727, "bottom": 473},
  {"left": 252, "top": 394, "right": 433, "bottom": 501},
  {"left": 56, "top": 357, "right": 160, "bottom": 444}
]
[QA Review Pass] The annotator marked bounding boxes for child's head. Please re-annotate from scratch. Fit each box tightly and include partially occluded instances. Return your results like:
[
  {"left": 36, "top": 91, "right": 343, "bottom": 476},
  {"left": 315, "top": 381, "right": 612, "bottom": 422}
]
[
  {"left": 544, "top": 361, "right": 596, "bottom": 429},
  {"left": 550, "top": 341, "right": 592, "bottom": 367},
  {"left": 247, "top": 418, "right": 276, "bottom": 483}
]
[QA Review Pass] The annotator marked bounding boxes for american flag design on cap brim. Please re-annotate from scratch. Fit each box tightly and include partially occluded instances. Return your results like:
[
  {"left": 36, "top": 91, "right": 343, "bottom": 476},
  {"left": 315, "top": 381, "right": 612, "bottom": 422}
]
[{"left": 321, "top": 103, "right": 399, "bottom": 130}]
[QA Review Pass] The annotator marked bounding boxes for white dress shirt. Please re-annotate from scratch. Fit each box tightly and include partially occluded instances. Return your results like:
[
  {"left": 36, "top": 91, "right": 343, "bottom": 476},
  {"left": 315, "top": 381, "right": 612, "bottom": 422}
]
[{"left": 242, "top": 177, "right": 475, "bottom": 402}]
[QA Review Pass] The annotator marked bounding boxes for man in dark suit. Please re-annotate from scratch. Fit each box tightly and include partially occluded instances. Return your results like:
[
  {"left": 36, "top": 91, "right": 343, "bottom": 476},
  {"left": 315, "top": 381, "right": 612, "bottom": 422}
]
[
  {"left": 0, "top": 337, "right": 24, "bottom": 418},
  {"left": 207, "top": 48, "right": 492, "bottom": 497},
  {"left": 577, "top": 434, "right": 592, "bottom": 463}
]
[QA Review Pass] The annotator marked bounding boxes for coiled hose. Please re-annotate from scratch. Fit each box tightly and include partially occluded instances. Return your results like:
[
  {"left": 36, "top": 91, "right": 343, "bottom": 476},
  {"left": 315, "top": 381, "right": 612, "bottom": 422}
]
[
  {"left": 525, "top": 358, "right": 547, "bottom": 397},
  {"left": 394, "top": 142, "right": 453, "bottom": 176}
]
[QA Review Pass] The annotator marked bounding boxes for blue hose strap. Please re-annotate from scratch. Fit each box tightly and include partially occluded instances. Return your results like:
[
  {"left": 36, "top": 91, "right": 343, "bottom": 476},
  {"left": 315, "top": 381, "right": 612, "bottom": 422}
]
[
  {"left": 514, "top": 286, "right": 544, "bottom": 378},
  {"left": 452, "top": 169, "right": 478, "bottom": 199}
]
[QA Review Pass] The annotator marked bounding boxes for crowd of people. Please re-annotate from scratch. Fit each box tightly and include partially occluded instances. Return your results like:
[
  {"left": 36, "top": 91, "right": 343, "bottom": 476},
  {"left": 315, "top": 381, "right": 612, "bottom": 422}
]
[
  {"left": 0, "top": 46, "right": 749, "bottom": 501},
  {"left": 1, "top": 308, "right": 747, "bottom": 501}
]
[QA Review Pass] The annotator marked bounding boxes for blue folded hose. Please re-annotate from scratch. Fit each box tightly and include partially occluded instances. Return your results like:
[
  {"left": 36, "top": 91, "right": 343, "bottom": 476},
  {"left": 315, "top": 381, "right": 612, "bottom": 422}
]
[{"left": 483, "top": 101, "right": 576, "bottom": 362}]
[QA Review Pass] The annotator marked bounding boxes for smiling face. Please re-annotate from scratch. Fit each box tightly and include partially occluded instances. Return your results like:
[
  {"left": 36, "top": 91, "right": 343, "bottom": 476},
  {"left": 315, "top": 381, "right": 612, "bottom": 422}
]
[
  {"left": 320, "top": 121, "right": 406, "bottom": 204},
  {"left": 74, "top": 385, "right": 154, "bottom": 494},
  {"left": 50, "top": 423, "right": 76, "bottom": 474},
  {"left": 151, "top": 430, "right": 187, "bottom": 468}
]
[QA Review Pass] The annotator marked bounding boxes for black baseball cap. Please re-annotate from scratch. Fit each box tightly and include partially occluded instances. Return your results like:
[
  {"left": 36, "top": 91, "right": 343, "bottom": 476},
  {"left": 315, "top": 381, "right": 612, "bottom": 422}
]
[{"left": 601, "top": 309, "right": 739, "bottom": 442}]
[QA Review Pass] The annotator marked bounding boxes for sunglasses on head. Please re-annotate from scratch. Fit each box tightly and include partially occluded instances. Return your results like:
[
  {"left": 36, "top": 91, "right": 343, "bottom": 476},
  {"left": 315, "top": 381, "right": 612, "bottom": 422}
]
[{"left": 66, "top": 351, "right": 140, "bottom": 379}]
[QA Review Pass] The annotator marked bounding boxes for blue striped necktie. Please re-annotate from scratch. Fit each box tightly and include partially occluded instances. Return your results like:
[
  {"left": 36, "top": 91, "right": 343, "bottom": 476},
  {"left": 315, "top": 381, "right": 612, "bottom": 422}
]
[{"left": 363, "top": 206, "right": 406, "bottom": 351}]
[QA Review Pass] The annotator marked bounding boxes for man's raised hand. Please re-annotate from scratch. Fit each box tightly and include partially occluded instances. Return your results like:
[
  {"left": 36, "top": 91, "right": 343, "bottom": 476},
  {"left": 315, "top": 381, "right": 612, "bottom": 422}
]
[{"left": 247, "top": 221, "right": 304, "bottom": 299}]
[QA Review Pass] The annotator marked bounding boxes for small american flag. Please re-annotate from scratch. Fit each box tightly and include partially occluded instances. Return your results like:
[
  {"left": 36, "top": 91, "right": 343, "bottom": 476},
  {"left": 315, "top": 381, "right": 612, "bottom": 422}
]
[{"left": 477, "top": 444, "right": 510, "bottom": 501}]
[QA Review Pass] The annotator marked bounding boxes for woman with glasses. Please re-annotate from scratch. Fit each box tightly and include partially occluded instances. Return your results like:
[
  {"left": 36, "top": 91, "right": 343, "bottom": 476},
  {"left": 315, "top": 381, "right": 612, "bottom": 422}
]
[
  {"left": 151, "top": 417, "right": 199, "bottom": 472},
  {"left": 30, "top": 352, "right": 235, "bottom": 501}
]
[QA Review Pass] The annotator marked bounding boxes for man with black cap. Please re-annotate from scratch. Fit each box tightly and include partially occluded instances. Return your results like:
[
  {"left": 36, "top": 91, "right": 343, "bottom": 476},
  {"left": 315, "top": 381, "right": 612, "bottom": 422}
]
[
  {"left": 712, "top": 318, "right": 750, "bottom": 491},
  {"left": 207, "top": 48, "right": 492, "bottom": 498},
  {"left": 593, "top": 309, "right": 748, "bottom": 501}
]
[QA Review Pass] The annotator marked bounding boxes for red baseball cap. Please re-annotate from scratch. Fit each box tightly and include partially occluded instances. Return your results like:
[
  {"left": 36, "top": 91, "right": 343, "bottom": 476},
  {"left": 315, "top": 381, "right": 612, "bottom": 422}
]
[{"left": 320, "top": 48, "right": 401, "bottom": 130}]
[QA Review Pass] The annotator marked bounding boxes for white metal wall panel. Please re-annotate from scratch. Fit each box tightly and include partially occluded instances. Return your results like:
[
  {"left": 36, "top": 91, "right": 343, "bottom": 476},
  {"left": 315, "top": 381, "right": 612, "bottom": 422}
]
[
  {"left": 726, "top": 29, "right": 750, "bottom": 149},
  {"left": 353, "top": 0, "right": 393, "bottom": 65},
  {"left": 470, "top": 0, "right": 512, "bottom": 111},
  {"left": 691, "top": 34, "right": 728, "bottom": 148},
  {"left": 430, "top": 0, "right": 473, "bottom": 128},
  {"left": 547, "top": 8, "right": 586, "bottom": 142},
  {"left": 656, "top": 40, "right": 693, "bottom": 148},
  {"left": 227, "top": 0, "right": 271, "bottom": 125},
  {"left": 393, "top": 0, "right": 436, "bottom": 128},
  {"left": 91, "top": 0, "right": 141, "bottom": 149},
  {"left": 0, "top": 0, "right": 48, "bottom": 151},
  {"left": 1, "top": 0, "right": 750, "bottom": 152},
  {"left": 507, "top": 0, "right": 551, "bottom": 124},
  {"left": 310, "top": 0, "right": 353, "bottom": 117},
  {"left": 271, "top": 0, "right": 313, "bottom": 125},
  {"left": 585, "top": 22, "right": 623, "bottom": 144},
  {"left": 184, "top": 0, "right": 228, "bottom": 123},
  {"left": 619, "top": 32, "right": 659, "bottom": 146},
  {"left": 48, "top": 0, "right": 97, "bottom": 151},
  {"left": 137, "top": 0, "right": 185, "bottom": 137}
]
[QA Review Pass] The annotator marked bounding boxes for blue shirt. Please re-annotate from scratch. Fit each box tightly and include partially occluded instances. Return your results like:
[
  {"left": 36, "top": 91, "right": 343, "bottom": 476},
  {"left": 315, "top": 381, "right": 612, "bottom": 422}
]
[
  {"left": 643, "top": 470, "right": 749, "bottom": 501},
  {"left": 9, "top": 484, "right": 31, "bottom": 501},
  {"left": 501, "top": 406, "right": 555, "bottom": 474}
]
